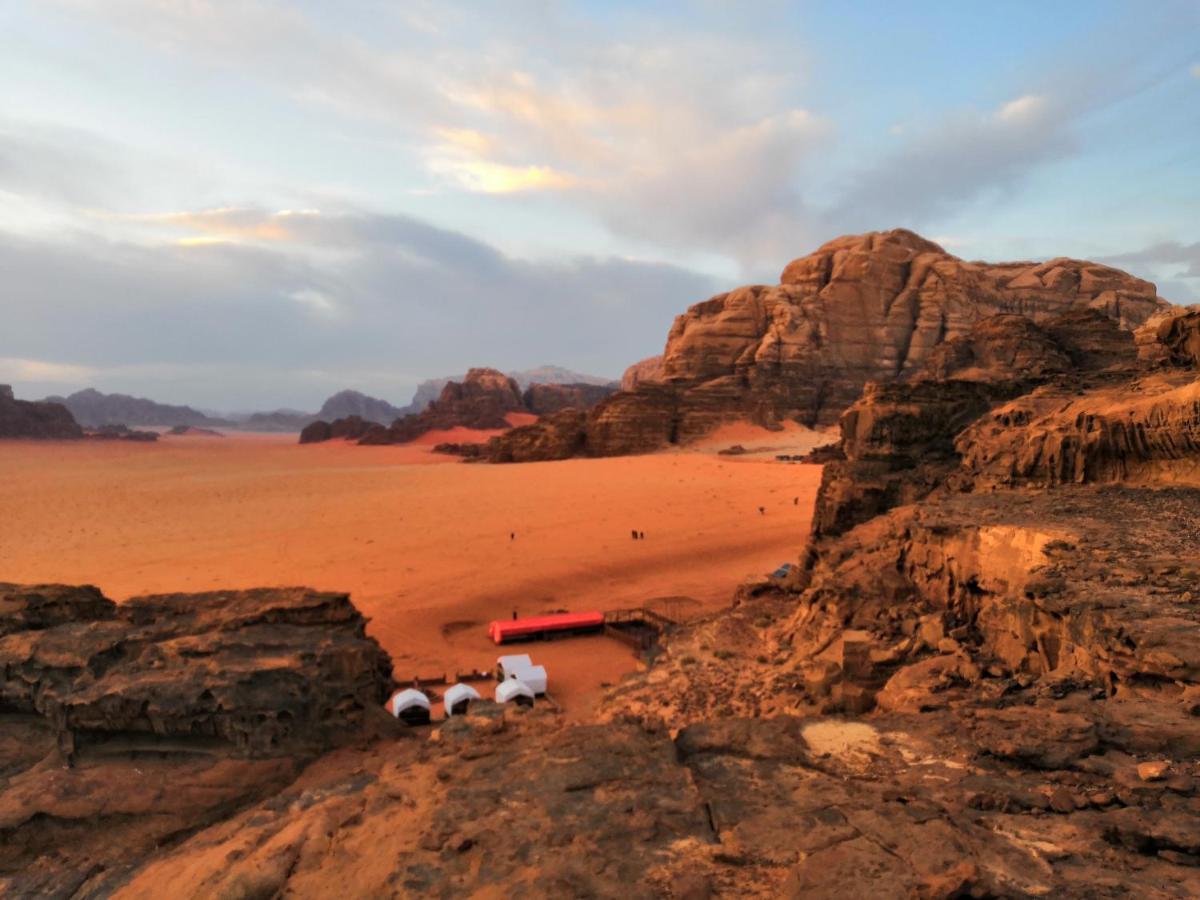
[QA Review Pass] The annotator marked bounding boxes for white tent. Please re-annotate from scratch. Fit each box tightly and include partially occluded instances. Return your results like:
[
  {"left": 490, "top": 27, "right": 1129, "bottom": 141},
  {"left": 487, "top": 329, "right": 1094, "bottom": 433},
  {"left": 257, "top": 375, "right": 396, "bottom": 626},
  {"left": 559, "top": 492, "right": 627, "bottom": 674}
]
[
  {"left": 389, "top": 688, "right": 431, "bottom": 725},
  {"left": 443, "top": 683, "right": 481, "bottom": 717},
  {"left": 495, "top": 679, "right": 535, "bottom": 706},
  {"left": 496, "top": 654, "right": 533, "bottom": 681},
  {"left": 507, "top": 664, "right": 547, "bottom": 696}
]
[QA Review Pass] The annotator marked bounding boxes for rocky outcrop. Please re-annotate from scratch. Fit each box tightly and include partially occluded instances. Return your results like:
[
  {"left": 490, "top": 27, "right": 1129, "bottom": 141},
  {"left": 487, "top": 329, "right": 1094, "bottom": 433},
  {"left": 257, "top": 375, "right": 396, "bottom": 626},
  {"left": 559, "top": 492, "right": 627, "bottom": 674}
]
[
  {"left": 621, "top": 355, "right": 663, "bottom": 391},
  {"left": 304, "top": 369, "right": 611, "bottom": 447},
  {"left": 521, "top": 381, "right": 618, "bottom": 415},
  {"left": 1138, "top": 307, "right": 1200, "bottom": 368},
  {"left": 0, "top": 583, "right": 396, "bottom": 896},
  {"left": 408, "top": 366, "right": 614, "bottom": 415},
  {"left": 486, "top": 408, "right": 589, "bottom": 462},
  {"left": 43, "top": 388, "right": 227, "bottom": 428},
  {"left": 486, "top": 230, "right": 1166, "bottom": 462},
  {"left": 957, "top": 377, "right": 1200, "bottom": 489},
  {"left": 0, "top": 384, "right": 82, "bottom": 439},
  {"left": 812, "top": 308, "right": 1150, "bottom": 537},
  {"left": 299, "top": 414, "right": 381, "bottom": 444},
  {"left": 316, "top": 389, "right": 408, "bottom": 425},
  {"left": 359, "top": 368, "right": 523, "bottom": 444},
  {"left": 85, "top": 423, "right": 159, "bottom": 441}
]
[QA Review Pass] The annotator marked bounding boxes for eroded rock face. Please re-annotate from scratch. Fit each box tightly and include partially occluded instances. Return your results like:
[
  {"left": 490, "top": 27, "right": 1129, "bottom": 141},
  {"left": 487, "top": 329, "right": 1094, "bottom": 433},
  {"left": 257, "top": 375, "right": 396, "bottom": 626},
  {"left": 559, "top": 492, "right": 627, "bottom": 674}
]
[
  {"left": 486, "top": 230, "right": 1165, "bottom": 461},
  {"left": 521, "top": 381, "right": 618, "bottom": 415},
  {"left": 621, "top": 355, "right": 663, "bottom": 391},
  {"left": 0, "top": 384, "right": 82, "bottom": 439},
  {"left": 485, "top": 408, "right": 589, "bottom": 463},
  {"left": 0, "top": 583, "right": 397, "bottom": 896}
]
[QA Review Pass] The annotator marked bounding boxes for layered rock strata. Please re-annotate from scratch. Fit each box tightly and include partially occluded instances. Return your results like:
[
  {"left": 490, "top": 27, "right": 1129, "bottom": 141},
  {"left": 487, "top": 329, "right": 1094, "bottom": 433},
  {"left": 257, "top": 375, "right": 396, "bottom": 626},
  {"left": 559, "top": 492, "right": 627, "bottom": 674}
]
[
  {"left": 485, "top": 230, "right": 1165, "bottom": 461},
  {"left": 0, "top": 583, "right": 396, "bottom": 896}
]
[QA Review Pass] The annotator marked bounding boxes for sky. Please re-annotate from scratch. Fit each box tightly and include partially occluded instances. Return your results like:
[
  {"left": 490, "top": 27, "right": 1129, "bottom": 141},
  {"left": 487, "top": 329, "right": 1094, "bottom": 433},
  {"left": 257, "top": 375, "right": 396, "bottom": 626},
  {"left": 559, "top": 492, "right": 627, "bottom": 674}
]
[{"left": 2, "top": 0, "right": 1198, "bottom": 411}]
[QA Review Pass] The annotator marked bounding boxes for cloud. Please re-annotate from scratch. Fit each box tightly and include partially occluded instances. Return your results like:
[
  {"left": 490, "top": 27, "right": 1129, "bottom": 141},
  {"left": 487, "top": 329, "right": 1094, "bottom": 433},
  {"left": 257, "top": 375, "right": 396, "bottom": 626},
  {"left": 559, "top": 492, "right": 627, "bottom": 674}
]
[
  {"left": 43, "top": 2, "right": 825, "bottom": 269},
  {"left": 827, "top": 93, "right": 1073, "bottom": 232},
  {"left": 0, "top": 210, "right": 717, "bottom": 409},
  {"left": 0, "top": 357, "right": 98, "bottom": 384},
  {"left": 1105, "top": 240, "right": 1200, "bottom": 278}
]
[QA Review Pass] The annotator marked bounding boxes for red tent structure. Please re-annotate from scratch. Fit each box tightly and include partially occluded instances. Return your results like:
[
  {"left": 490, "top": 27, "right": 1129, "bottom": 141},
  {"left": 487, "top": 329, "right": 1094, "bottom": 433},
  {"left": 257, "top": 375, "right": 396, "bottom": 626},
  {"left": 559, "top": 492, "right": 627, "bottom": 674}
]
[{"left": 488, "top": 611, "right": 604, "bottom": 645}]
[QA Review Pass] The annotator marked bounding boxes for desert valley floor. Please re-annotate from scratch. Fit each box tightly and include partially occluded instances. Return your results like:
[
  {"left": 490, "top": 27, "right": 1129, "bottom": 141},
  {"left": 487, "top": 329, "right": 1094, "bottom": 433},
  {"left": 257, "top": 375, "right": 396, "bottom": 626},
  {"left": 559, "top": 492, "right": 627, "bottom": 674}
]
[{"left": 0, "top": 427, "right": 825, "bottom": 715}]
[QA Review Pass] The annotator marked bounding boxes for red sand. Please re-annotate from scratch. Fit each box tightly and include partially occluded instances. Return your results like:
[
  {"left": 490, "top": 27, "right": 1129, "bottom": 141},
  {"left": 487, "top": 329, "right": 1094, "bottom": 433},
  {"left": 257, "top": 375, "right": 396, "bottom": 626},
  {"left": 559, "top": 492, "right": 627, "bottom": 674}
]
[{"left": 0, "top": 433, "right": 821, "bottom": 716}]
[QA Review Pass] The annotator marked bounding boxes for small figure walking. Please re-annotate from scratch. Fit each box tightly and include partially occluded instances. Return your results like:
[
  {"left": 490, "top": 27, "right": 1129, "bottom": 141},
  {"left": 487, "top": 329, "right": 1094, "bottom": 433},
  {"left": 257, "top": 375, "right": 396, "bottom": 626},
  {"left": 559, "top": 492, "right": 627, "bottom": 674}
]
[
  {"left": 631, "top": 529, "right": 639, "bottom": 540},
  {"left": 793, "top": 497, "right": 799, "bottom": 506},
  {"left": 758, "top": 506, "right": 765, "bottom": 515},
  {"left": 512, "top": 609, "right": 518, "bottom": 620},
  {"left": 639, "top": 531, "right": 646, "bottom": 540},
  {"left": 510, "top": 531, "right": 515, "bottom": 540}
]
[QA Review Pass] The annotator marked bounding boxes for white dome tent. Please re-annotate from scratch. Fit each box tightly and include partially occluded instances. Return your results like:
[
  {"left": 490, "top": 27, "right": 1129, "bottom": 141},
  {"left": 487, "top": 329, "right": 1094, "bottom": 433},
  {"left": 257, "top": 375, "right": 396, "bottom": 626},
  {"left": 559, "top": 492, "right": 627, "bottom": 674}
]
[
  {"left": 443, "top": 683, "right": 481, "bottom": 718},
  {"left": 495, "top": 679, "right": 535, "bottom": 707},
  {"left": 507, "top": 664, "right": 547, "bottom": 696},
  {"left": 389, "top": 688, "right": 431, "bottom": 726},
  {"left": 495, "top": 654, "right": 533, "bottom": 681}
]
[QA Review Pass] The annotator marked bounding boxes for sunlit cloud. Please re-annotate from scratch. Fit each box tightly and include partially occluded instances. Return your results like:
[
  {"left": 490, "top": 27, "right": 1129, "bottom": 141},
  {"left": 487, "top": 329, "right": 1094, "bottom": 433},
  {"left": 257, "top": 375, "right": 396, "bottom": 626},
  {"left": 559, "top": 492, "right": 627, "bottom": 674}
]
[
  {"left": 0, "top": 357, "right": 98, "bottom": 384},
  {"left": 103, "top": 207, "right": 323, "bottom": 245},
  {"left": 428, "top": 158, "right": 575, "bottom": 194}
]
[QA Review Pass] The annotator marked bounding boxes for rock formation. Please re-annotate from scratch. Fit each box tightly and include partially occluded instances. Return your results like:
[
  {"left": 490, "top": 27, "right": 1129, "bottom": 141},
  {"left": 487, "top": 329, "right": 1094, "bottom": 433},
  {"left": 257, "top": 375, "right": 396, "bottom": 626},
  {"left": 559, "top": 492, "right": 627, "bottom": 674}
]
[
  {"left": 0, "top": 384, "right": 82, "bottom": 439},
  {"left": 299, "top": 414, "right": 381, "bottom": 444},
  {"left": 486, "top": 230, "right": 1166, "bottom": 461},
  {"left": 0, "top": 583, "right": 396, "bottom": 896},
  {"left": 316, "top": 389, "right": 408, "bottom": 425},
  {"left": 44, "top": 388, "right": 227, "bottom": 428},
  {"left": 521, "top": 381, "right": 618, "bottom": 415},
  {"left": 408, "top": 366, "right": 614, "bottom": 415},
  {"left": 302, "top": 369, "right": 615, "bottom": 446},
  {"left": 584, "top": 290, "right": 1200, "bottom": 893},
  {"left": 621, "top": 355, "right": 663, "bottom": 391}
]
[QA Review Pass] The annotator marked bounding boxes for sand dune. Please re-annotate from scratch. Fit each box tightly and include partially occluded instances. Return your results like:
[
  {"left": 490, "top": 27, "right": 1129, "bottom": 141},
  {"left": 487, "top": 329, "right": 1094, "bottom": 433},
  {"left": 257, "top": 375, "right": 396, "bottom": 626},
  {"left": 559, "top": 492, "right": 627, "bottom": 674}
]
[{"left": 0, "top": 434, "right": 821, "bottom": 715}]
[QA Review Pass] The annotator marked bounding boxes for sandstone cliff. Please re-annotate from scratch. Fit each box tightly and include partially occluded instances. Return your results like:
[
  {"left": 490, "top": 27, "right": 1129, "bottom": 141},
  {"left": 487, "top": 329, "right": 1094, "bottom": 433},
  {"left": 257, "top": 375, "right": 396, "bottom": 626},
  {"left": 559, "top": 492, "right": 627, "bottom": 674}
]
[{"left": 486, "top": 230, "right": 1166, "bottom": 461}]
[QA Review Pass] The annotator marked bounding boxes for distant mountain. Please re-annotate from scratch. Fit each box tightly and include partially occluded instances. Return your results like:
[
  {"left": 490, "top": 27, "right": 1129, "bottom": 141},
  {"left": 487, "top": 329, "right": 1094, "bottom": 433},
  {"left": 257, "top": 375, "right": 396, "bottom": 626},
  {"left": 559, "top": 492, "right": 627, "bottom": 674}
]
[
  {"left": 43, "top": 389, "right": 228, "bottom": 428},
  {"left": 511, "top": 366, "right": 615, "bottom": 388},
  {"left": 232, "top": 409, "right": 316, "bottom": 432},
  {"left": 316, "top": 390, "right": 408, "bottom": 425},
  {"left": 406, "top": 366, "right": 614, "bottom": 413}
]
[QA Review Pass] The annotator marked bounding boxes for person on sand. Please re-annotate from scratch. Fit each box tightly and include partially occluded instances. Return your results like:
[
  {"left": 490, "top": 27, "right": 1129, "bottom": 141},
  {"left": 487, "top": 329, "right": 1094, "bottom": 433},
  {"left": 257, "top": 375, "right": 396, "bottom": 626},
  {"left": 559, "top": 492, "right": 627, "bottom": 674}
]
[
  {"left": 758, "top": 506, "right": 765, "bottom": 515},
  {"left": 510, "top": 532, "right": 515, "bottom": 540},
  {"left": 793, "top": 497, "right": 799, "bottom": 506},
  {"left": 631, "top": 529, "right": 638, "bottom": 540},
  {"left": 639, "top": 531, "right": 645, "bottom": 540},
  {"left": 512, "top": 609, "right": 518, "bottom": 620}
]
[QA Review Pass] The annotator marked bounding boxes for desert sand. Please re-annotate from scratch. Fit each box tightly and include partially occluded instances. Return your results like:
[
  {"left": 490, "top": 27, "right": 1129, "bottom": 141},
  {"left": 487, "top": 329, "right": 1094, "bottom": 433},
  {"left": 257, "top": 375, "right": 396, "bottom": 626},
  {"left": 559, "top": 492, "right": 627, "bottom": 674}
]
[{"left": 0, "top": 432, "right": 821, "bottom": 715}]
